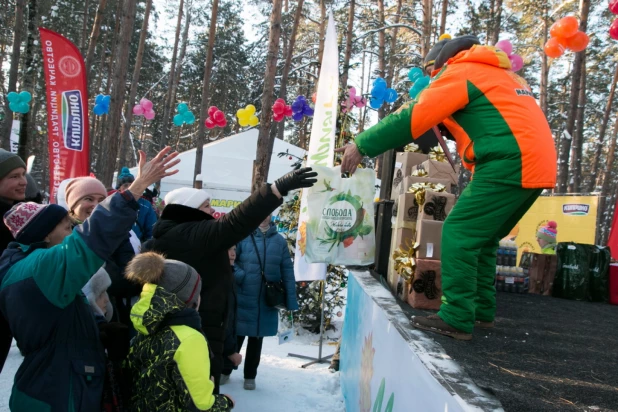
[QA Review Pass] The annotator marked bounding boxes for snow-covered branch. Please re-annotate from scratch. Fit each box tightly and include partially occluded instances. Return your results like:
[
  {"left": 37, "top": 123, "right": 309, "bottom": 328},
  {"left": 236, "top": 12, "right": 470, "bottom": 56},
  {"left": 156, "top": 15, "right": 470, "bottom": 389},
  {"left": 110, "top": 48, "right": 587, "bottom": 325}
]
[{"left": 354, "top": 24, "right": 422, "bottom": 44}]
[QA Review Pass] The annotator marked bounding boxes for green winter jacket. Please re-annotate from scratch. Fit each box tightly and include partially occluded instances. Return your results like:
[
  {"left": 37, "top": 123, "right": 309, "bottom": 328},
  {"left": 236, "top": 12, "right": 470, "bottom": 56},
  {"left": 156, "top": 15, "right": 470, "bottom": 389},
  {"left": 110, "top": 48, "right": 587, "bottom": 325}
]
[{"left": 127, "top": 284, "right": 233, "bottom": 411}]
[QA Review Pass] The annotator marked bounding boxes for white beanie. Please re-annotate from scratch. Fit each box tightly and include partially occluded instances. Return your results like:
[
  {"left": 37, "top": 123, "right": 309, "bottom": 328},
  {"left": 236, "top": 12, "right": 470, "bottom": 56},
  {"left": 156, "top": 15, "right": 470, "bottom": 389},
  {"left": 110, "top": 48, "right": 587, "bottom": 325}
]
[
  {"left": 55, "top": 178, "right": 74, "bottom": 210},
  {"left": 82, "top": 267, "right": 113, "bottom": 322},
  {"left": 164, "top": 188, "right": 211, "bottom": 210}
]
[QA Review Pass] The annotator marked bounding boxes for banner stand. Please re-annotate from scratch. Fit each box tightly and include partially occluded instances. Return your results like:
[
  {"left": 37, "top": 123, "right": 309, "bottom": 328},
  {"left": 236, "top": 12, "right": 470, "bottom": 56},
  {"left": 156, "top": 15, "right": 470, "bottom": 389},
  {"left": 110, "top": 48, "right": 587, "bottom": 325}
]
[{"left": 288, "top": 280, "right": 334, "bottom": 368}]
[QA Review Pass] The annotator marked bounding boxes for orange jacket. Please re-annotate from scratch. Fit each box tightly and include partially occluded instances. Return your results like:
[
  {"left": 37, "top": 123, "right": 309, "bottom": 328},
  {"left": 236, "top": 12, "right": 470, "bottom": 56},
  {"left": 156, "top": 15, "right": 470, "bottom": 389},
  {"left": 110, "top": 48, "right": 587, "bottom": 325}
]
[{"left": 355, "top": 45, "right": 557, "bottom": 189}]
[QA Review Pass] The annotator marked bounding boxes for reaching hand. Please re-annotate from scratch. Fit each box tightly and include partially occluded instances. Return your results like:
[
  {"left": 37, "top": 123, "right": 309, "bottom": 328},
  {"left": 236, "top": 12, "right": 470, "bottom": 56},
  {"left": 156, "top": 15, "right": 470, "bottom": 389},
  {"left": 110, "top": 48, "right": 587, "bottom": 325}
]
[
  {"left": 129, "top": 147, "right": 180, "bottom": 198},
  {"left": 228, "top": 352, "right": 242, "bottom": 366},
  {"left": 335, "top": 144, "right": 363, "bottom": 175},
  {"left": 273, "top": 167, "right": 318, "bottom": 197}
]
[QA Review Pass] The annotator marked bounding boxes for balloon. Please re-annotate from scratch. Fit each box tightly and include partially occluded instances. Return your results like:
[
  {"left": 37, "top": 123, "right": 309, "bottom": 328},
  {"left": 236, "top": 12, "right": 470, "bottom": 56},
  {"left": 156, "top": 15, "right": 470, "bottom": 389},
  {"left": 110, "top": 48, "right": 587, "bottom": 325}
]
[
  {"left": 544, "top": 37, "right": 565, "bottom": 58},
  {"left": 409, "top": 83, "right": 423, "bottom": 99},
  {"left": 612, "top": 18, "right": 618, "bottom": 40},
  {"left": 297, "top": 95, "right": 306, "bottom": 103},
  {"left": 7, "top": 92, "right": 19, "bottom": 102},
  {"left": 9, "top": 102, "right": 20, "bottom": 113},
  {"left": 102, "top": 95, "right": 111, "bottom": 105},
  {"left": 173, "top": 114, "right": 184, "bottom": 126},
  {"left": 95, "top": 95, "right": 104, "bottom": 104},
  {"left": 205, "top": 118, "right": 215, "bottom": 129},
  {"left": 273, "top": 112, "right": 284, "bottom": 122},
  {"left": 509, "top": 54, "right": 524, "bottom": 72},
  {"left": 177, "top": 103, "right": 189, "bottom": 113},
  {"left": 140, "top": 98, "right": 153, "bottom": 110},
  {"left": 218, "top": 117, "right": 227, "bottom": 127},
  {"left": 312, "top": 92, "right": 317, "bottom": 103},
  {"left": 292, "top": 112, "right": 304, "bottom": 122},
  {"left": 384, "top": 88, "right": 398, "bottom": 104},
  {"left": 19, "top": 102, "right": 29, "bottom": 113},
  {"left": 248, "top": 115, "right": 259, "bottom": 127},
  {"left": 565, "top": 31, "right": 589, "bottom": 52},
  {"left": 550, "top": 16, "right": 579, "bottom": 39},
  {"left": 369, "top": 98, "right": 382, "bottom": 109},
  {"left": 133, "top": 105, "right": 144, "bottom": 115},
  {"left": 213, "top": 110, "right": 224, "bottom": 123},
  {"left": 184, "top": 111, "right": 195, "bottom": 125},
  {"left": 208, "top": 106, "right": 218, "bottom": 117},
  {"left": 238, "top": 117, "right": 249, "bottom": 127},
  {"left": 374, "top": 78, "right": 387, "bottom": 88},
  {"left": 371, "top": 84, "right": 386, "bottom": 100},
  {"left": 303, "top": 106, "right": 314, "bottom": 117},
  {"left": 273, "top": 101, "right": 285, "bottom": 115},
  {"left": 93, "top": 105, "right": 105, "bottom": 116},
  {"left": 495, "top": 40, "right": 513, "bottom": 56},
  {"left": 237, "top": 108, "right": 246, "bottom": 118},
  {"left": 291, "top": 100, "right": 304, "bottom": 113},
  {"left": 144, "top": 109, "right": 155, "bottom": 120},
  {"left": 416, "top": 76, "right": 430, "bottom": 89},
  {"left": 284, "top": 106, "right": 293, "bottom": 117},
  {"left": 19, "top": 91, "right": 31, "bottom": 103},
  {"left": 408, "top": 67, "right": 424, "bottom": 82},
  {"left": 246, "top": 104, "right": 256, "bottom": 115},
  {"left": 611, "top": 0, "right": 618, "bottom": 14}
]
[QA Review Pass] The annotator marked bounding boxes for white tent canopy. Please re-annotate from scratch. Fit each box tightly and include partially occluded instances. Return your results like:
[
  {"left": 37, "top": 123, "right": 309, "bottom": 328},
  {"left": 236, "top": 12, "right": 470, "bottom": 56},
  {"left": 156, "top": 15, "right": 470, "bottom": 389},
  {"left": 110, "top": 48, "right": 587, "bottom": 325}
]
[{"left": 119, "top": 129, "right": 306, "bottom": 217}]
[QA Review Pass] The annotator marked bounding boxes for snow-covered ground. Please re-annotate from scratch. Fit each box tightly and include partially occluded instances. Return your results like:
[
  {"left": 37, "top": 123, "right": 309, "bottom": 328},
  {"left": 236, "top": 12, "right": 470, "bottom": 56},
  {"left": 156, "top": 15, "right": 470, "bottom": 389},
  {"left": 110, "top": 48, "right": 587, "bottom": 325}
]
[{"left": 0, "top": 327, "right": 345, "bottom": 412}]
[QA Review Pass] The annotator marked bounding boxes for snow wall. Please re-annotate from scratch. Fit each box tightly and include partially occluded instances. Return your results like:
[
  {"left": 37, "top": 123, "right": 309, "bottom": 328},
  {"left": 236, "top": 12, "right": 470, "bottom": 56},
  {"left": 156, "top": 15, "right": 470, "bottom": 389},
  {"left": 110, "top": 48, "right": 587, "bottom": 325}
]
[{"left": 341, "top": 271, "right": 504, "bottom": 412}]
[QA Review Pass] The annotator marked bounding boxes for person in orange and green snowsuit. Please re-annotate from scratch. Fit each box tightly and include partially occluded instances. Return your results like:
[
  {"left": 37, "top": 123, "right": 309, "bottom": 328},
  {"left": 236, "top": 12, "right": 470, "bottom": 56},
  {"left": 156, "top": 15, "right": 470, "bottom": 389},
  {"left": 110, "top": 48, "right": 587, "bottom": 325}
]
[{"left": 338, "top": 35, "right": 557, "bottom": 341}]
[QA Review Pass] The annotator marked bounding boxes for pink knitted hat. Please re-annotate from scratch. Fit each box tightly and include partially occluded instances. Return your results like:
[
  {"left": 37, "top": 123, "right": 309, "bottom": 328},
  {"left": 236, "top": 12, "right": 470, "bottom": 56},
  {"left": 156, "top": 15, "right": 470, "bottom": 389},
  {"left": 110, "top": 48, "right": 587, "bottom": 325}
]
[
  {"left": 537, "top": 221, "right": 557, "bottom": 243},
  {"left": 4, "top": 202, "right": 68, "bottom": 244},
  {"left": 64, "top": 177, "right": 107, "bottom": 211}
]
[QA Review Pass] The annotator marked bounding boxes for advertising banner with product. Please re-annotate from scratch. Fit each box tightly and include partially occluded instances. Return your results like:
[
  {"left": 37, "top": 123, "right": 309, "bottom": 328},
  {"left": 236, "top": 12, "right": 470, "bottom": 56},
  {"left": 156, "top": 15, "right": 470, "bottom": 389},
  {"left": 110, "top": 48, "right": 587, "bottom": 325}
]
[
  {"left": 513, "top": 196, "right": 599, "bottom": 261},
  {"left": 39, "top": 28, "right": 90, "bottom": 202},
  {"left": 293, "top": 13, "right": 338, "bottom": 281}
]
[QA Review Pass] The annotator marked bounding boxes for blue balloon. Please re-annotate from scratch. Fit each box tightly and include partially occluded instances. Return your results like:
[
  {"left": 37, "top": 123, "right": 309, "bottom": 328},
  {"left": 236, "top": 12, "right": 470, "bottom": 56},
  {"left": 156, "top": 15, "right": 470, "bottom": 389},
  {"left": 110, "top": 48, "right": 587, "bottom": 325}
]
[
  {"left": 184, "top": 111, "right": 196, "bottom": 125},
  {"left": 7, "top": 92, "right": 19, "bottom": 103},
  {"left": 302, "top": 105, "right": 314, "bottom": 116},
  {"left": 291, "top": 100, "right": 304, "bottom": 113},
  {"left": 173, "top": 114, "right": 184, "bottom": 126},
  {"left": 93, "top": 104, "right": 106, "bottom": 116},
  {"left": 177, "top": 103, "right": 189, "bottom": 114},
  {"left": 384, "top": 88, "right": 398, "bottom": 104},
  {"left": 9, "top": 102, "right": 21, "bottom": 113},
  {"left": 102, "top": 95, "right": 111, "bottom": 105},
  {"left": 19, "top": 91, "right": 31, "bottom": 103},
  {"left": 18, "top": 102, "right": 30, "bottom": 114},
  {"left": 409, "top": 83, "right": 424, "bottom": 99},
  {"left": 408, "top": 67, "right": 424, "bottom": 83},
  {"left": 297, "top": 95, "right": 307, "bottom": 103},
  {"left": 373, "top": 77, "right": 387, "bottom": 88},
  {"left": 371, "top": 84, "right": 386, "bottom": 100},
  {"left": 292, "top": 112, "right": 304, "bottom": 122},
  {"left": 416, "top": 76, "right": 430, "bottom": 89},
  {"left": 95, "top": 94, "right": 104, "bottom": 105},
  {"left": 369, "top": 98, "right": 383, "bottom": 110}
]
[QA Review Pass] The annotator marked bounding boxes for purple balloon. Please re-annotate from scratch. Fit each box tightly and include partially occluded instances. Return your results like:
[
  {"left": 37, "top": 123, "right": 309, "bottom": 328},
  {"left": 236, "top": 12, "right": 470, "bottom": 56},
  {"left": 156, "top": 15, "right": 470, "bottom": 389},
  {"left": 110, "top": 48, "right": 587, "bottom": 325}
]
[
  {"left": 303, "top": 105, "right": 314, "bottom": 116},
  {"left": 292, "top": 112, "right": 304, "bottom": 122},
  {"left": 297, "top": 95, "right": 307, "bottom": 103},
  {"left": 291, "top": 100, "right": 304, "bottom": 113}
]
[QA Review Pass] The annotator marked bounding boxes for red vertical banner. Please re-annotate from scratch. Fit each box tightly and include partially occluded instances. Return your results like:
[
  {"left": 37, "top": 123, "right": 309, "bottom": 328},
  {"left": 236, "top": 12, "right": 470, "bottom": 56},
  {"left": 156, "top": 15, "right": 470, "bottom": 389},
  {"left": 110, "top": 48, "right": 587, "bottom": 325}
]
[
  {"left": 39, "top": 28, "right": 90, "bottom": 202},
  {"left": 608, "top": 199, "right": 618, "bottom": 260}
]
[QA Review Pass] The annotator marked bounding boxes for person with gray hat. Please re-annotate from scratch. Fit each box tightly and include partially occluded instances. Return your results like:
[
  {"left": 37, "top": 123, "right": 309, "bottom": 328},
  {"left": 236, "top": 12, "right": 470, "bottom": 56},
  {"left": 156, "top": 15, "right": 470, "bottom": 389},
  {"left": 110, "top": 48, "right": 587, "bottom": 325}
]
[
  {"left": 0, "top": 148, "right": 27, "bottom": 374},
  {"left": 126, "top": 252, "right": 235, "bottom": 411}
]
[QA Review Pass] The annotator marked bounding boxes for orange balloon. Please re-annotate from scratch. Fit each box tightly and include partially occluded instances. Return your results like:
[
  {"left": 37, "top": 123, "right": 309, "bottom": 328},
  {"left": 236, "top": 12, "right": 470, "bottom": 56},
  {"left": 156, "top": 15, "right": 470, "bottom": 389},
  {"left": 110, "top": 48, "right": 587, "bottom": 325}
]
[
  {"left": 550, "top": 16, "right": 579, "bottom": 39},
  {"left": 544, "top": 38, "right": 565, "bottom": 58},
  {"left": 311, "top": 92, "right": 317, "bottom": 103},
  {"left": 565, "top": 31, "right": 589, "bottom": 52}
]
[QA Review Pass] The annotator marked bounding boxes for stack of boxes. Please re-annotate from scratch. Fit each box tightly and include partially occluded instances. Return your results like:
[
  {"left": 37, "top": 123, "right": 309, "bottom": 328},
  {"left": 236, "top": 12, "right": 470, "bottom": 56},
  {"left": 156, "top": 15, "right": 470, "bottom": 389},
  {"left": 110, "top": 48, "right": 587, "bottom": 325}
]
[
  {"left": 387, "top": 147, "right": 458, "bottom": 310},
  {"left": 496, "top": 240, "right": 529, "bottom": 293}
]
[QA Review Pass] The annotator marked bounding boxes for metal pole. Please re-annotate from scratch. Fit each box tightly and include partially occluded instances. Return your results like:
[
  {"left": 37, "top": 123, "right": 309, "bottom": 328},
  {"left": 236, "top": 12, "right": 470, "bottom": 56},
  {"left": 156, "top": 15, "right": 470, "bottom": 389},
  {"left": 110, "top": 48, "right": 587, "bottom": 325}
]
[{"left": 318, "top": 280, "right": 325, "bottom": 360}]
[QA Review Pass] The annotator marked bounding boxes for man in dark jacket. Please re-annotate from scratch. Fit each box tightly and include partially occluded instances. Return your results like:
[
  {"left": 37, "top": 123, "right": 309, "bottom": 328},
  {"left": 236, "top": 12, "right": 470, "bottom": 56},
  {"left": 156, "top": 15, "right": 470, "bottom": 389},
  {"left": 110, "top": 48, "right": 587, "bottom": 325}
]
[{"left": 144, "top": 167, "right": 317, "bottom": 394}]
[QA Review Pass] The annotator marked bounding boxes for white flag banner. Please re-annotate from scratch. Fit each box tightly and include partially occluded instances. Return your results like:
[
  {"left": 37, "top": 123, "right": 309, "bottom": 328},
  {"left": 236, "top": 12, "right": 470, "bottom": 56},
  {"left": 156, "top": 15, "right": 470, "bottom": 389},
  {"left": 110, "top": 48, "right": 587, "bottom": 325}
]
[
  {"left": 10, "top": 120, "right": 20, "bottom": 154},
  {"left": 294, "top": 13, "right": 338, "bottom": 281}
]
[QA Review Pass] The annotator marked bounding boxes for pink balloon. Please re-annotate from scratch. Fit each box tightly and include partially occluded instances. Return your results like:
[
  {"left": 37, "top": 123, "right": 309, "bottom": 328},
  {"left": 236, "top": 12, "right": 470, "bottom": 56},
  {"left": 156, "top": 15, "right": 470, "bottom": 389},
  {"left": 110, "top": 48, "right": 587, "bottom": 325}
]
[
  {"left": 496, "top": 39, "right": 513, "bottom": 56},
  {"left": 509, "top": 54, "right": 524, "bottom": 72},
  {"left": 140, "top": 98, "right": 153, "bottom": 111},
  {"left": 349, "top": 87, "right": 357, "bottom": 98},
  {"left": 144, "top": 109, "right": 155, "bottom": 120},
  {"left": 133, "top": 105, "right": 144, "bottom": 116}
]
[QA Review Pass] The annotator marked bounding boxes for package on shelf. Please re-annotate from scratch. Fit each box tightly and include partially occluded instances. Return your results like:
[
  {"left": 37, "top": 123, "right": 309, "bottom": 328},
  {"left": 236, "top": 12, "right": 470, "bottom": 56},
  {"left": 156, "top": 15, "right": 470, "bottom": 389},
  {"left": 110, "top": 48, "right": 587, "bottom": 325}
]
[
  {"left": 414, "top": 220, "right": 443, "bottom": 260},
  {"left": 386, "top": 227, "right": 416, "bottom": 297},
  {"left": 392, "top": 193, "right": 419, "bottom": 231},
  {"left": 391, "top": 152, "right": 429, "bottom": 199},
  {"left": 407, "top": 259, "right": 443, "bottom": 310},
  {"left": 497, "top": 239, "right": 518, "bottom": 267},
  {"left": 495, "top": 266, "right": 529, "bottom": 294},
  {"left": 414, "top": 159, "right": 458, "bottom": 185}
]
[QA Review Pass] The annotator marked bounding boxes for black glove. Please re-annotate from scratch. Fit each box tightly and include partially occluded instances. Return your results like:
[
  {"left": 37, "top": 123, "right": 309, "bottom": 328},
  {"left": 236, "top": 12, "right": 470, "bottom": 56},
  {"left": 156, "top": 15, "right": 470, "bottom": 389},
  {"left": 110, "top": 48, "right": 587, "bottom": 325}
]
[
  {"left": 98, "top": 322, "right": 130, "bottom": 362},
  {"left": 273, "top": 167, "right": 318, "bottom": 196}
]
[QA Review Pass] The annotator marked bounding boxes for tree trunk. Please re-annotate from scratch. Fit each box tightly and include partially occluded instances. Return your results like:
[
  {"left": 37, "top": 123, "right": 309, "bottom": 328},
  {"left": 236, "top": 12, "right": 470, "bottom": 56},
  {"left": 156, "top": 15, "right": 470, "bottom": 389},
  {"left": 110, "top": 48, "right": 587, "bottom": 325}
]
[
  {"left": 316, "top": 0, "right": 326, "bottom": 76},
  {"left": 539, "top": 1, "right": 549, "bottom": 116},
  {"left": 569, "top": 57, "right": 586, "bottom": 193},
  {"left": 118, "top": 0, "right": 152, "bottom": 170},
  {"left": 422, "top": 0, "right": 432, "bottom": 57},
  {"left": 600, "top": 115, "right": 618, "bottom": 229},
  {"left": 159, "top": 0, "right": 184, "bottom": 150},
  {"left": 100, "top": 0, "right": 138, "bottom": 187},
  {"left": 377, "top": 0, "right": 386, "bottom": 121},
  {"left": 193, "top": 0, "right": 219, "bottom": 186},
  {"left": 17, "top": 0, "right": 37, "bottom": 162},
  {"left": 491, "top": 0, "right": 503, "bottom": 44},
  {"left": 104, "top": 0, "right": 124, "bottom": 95},
  {"left": 589, "top": 63, "right": 618, "bottom": 192},
  {"left": 385, "top": 0, "right": 402, "bottom": 92},
  {"left": 556, "top": 0, "right": 590, "bottom": 193},
  {"left": 251, "top": 0, "right": 283, "bottom": 192},
  {"left": 439, "top": 0, "right": 448, "bottom": 35},
  {"left": 277, "top": 0, "right": 303, "bottom": 141},
  {"left": 1, "top": 0, "right": 26, "bottom": 150},
  {"left": 340, "top": 0, "right": 354, "bottom": 88},
  {"left": 80, "top": 0, "right": 90, "bottom": 52},
  {"left": 85, "top": 0, "right": 108, "bottom": 85}
]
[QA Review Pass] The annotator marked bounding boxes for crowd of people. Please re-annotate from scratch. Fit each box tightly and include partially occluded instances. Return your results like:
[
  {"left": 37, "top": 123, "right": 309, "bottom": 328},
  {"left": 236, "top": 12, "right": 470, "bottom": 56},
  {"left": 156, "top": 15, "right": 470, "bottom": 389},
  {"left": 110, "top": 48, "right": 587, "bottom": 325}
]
[{"left": 0, "top": 146, "right": 317, "bottom": 411}]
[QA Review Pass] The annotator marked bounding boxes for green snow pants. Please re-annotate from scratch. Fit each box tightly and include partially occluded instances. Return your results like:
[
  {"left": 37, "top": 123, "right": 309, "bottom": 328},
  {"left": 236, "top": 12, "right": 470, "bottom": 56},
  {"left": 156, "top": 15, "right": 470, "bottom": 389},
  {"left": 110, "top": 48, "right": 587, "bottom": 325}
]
[{"left": 437, "top": 180, "right": 542, "bottom": 333}]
